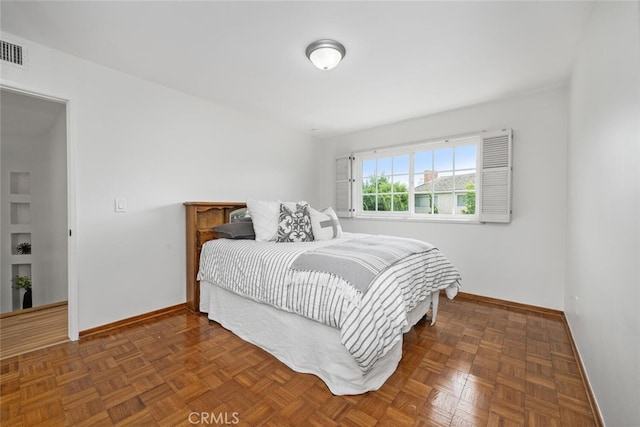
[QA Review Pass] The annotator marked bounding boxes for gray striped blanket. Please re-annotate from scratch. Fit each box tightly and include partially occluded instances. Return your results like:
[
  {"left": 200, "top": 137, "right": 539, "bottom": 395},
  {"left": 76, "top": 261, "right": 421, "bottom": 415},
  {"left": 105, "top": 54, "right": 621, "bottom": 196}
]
[
  {"left": 197, "top": 233, "right": 461, "bottom": 373},
  {"left": 291, "top": 235, "right": 436, "bottom": 293}
]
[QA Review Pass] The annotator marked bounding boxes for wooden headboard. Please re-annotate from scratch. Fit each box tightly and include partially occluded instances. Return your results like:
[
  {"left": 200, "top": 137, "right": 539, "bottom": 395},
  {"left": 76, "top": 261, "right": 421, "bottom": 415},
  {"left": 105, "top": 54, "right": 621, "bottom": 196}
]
[{"left": 184, "top": 201, "right": 246, "bottom": 312}]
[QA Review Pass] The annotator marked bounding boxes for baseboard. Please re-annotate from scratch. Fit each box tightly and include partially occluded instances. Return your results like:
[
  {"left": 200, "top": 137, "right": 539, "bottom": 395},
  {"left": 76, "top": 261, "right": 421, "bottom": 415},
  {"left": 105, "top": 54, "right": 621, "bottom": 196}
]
[
  {"left": 562, "top": 317, "right": 605, "bottom": 427},
  {"left": 453, "top": 291, "right": 564, "bottom": 319},
  {"left": 79, "top": 303, "right": 186, "bottom": 339}
]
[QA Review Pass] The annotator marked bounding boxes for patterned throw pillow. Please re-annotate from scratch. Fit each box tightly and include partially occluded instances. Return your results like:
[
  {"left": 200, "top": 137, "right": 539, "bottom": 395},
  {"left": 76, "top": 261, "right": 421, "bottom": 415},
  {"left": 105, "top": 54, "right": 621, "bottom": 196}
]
[{"left": 277, "top": 203, "right": 314, "bottom": 242}]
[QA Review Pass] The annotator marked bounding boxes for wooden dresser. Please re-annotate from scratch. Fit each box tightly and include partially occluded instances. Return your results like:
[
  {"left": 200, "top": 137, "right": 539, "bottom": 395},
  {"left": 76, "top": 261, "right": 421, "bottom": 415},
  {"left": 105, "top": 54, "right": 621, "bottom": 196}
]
[{"left": 184, "top": 202, "right": 246, "bottom": 312}]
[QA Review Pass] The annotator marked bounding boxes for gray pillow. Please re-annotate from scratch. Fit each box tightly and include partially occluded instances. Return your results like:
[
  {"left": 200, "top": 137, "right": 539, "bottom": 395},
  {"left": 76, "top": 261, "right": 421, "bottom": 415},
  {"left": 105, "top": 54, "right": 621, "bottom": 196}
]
[{"left": 212, "top": 220, "right": 255, "bottom": 239}]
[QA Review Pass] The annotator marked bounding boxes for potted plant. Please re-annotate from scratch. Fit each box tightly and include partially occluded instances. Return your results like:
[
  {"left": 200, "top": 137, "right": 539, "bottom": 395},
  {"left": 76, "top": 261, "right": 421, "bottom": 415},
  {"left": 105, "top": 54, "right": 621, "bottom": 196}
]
[
  {"left": 16, "top": 242, "right": 31, "bottom": 254},
  {"left": 12, "top": 275, "right": 32, "bottom": 309}
]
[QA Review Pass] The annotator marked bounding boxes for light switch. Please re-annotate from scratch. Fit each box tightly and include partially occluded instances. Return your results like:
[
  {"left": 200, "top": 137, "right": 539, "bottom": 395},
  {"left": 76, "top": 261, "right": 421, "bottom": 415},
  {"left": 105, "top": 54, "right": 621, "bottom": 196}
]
[{"left": 115, "top": 198, "right": 127, "bottom": 213}]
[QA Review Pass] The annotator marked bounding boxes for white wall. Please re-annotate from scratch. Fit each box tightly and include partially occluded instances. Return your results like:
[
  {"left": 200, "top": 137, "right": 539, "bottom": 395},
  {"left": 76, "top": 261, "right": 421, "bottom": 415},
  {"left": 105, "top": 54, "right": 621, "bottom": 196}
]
[
  {"left": 566, "top": 2, "right": 640, "bottom": 425},
  {"left": 1, "top": 33, "right": 318, "bottom": 331},
  {"left": 318, "top": 88, "right": 568, "bottom": 310},
  {"left": 35, "top": 107, "right": 68, "bottom": 306}
]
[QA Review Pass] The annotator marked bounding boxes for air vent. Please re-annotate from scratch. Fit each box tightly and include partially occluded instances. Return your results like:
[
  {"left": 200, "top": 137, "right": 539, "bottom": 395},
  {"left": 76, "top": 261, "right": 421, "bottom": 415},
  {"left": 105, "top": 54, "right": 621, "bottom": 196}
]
[{"left": 1, "top": 40, "right": 24, "bottom": 66}]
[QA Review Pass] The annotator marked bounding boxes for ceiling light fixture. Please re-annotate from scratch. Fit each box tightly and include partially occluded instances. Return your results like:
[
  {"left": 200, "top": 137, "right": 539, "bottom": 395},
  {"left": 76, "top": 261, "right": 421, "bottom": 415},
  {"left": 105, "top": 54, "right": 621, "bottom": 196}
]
[{"left": 305, "top": 39, "right": 346, "bottom": 71}]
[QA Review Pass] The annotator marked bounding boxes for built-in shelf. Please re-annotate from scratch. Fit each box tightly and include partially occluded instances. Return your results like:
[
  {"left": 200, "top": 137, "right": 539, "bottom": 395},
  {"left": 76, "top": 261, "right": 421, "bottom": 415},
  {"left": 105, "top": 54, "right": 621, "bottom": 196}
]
[
  {"left": 10, "top": 255, "right": 32, "bottom": 264},
  {"left": 11, "top": 233, "right": 31, "bottom": 255},
  {"left": 8, "top": 194, "right": 30, "bottom": 203},
  {"left": 6, "top": 171, "right": 33, "bottom": 312},
  {"left": 9, "top": 172, "right": 30, "bottom": 195},
  {"left": 7, "top": 224, "right": 30, "bottom": 234},
  {"left": 10, "top": 202, "right": 30, "bottom": 225},
  {"left": 11, "top": 263, "right": 31, "bottom": 279}
]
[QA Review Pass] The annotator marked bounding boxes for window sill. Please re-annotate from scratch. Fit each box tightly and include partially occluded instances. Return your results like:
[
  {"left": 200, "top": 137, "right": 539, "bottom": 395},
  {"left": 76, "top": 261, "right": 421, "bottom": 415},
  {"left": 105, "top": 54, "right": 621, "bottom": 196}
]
[{"left": 350, "top": 214, "right": 482, "bottom": 224}]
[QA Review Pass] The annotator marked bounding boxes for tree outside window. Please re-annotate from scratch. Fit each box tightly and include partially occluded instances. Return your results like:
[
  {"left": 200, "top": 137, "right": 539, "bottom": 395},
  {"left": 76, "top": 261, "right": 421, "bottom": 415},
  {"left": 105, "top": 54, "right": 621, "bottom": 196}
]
[{"left": 362, "top": 175, "right": 409, "bottom": 211}]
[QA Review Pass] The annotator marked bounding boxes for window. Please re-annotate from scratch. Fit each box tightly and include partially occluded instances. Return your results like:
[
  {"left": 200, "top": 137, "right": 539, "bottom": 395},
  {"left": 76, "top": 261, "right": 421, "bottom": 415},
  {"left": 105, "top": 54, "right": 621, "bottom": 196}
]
[
  {"left": 335, "top": 129, "right": 512, "bottom": 223},
  {"left": 361, "top": 155, "right": 409, "bottom": 212},
  {"left": 356, "top": 136, "right": 479, "bottom": 219}
]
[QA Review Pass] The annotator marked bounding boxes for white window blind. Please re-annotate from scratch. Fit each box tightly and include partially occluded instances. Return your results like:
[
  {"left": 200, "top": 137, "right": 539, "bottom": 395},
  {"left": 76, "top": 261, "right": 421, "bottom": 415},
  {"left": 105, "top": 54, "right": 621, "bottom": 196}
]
[
  {"left": 478, "top": 129, "right": 513, "bottom": 223},
  {"left": 335, "top": 154, "right": 354, "bottom": 218}
]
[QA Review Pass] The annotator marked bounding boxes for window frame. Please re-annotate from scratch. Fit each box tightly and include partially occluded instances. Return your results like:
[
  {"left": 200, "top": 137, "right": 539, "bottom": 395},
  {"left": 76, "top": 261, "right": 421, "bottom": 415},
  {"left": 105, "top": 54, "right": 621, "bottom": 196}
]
[{"left": 353, "top": 135, "right": 482, "bottom": 222}]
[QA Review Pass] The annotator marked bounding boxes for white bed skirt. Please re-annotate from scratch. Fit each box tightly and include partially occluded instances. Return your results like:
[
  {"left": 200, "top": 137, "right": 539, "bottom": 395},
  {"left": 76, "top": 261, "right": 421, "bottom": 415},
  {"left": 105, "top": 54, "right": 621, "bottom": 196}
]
[{"left": 200, "top": 280, "right": 438, "bottom": 395}]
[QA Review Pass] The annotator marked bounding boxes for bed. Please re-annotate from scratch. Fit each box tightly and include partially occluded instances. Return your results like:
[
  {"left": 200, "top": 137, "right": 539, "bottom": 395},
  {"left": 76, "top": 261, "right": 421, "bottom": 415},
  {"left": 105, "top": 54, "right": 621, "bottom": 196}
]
[{"left": 184, "top": 201, "right": 461, "bottom": 395}]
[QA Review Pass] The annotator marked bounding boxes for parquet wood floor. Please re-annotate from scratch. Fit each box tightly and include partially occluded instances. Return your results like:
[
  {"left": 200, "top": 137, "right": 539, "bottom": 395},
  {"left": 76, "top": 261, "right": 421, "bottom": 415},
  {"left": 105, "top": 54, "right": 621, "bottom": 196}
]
[{"left": 0, "top": 296, "right": 600, "bottom": 426}]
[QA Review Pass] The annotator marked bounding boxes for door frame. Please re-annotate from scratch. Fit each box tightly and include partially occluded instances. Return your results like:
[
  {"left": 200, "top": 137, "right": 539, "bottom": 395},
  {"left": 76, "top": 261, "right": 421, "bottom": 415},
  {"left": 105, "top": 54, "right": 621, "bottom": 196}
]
[{"left": 1, "top": 81, "right": 78, "bottom": 340}]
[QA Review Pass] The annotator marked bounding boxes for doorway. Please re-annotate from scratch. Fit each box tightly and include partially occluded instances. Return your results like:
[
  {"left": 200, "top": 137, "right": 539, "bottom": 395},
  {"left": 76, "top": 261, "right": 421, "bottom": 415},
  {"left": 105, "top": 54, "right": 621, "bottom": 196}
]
[{"left": 0, "top": 87, "right": 71, "bottom": 353}]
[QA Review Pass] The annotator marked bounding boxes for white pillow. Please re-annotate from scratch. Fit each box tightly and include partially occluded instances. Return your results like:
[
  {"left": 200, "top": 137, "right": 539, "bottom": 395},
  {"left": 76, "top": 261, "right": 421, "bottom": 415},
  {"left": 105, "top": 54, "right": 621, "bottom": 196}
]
[
  {"left": 309, "top": 207, "right": 342, "bottom": 240},
  {"left": 247, "top": 200, "right": 308, "bottom": 242}
]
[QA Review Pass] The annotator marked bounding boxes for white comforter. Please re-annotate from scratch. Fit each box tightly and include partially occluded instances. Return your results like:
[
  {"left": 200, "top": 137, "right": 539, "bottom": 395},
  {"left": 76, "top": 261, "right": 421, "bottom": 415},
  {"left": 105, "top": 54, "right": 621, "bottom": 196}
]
[{"left": 197, "top": 233, "right": 461, "bottom": 372}]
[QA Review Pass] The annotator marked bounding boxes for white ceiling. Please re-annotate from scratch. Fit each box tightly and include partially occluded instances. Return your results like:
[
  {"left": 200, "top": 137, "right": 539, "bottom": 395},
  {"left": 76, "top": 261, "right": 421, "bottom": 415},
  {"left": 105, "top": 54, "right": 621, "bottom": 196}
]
[{"left": 0, "top": 1, "right": 593, "bottom": 138}]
